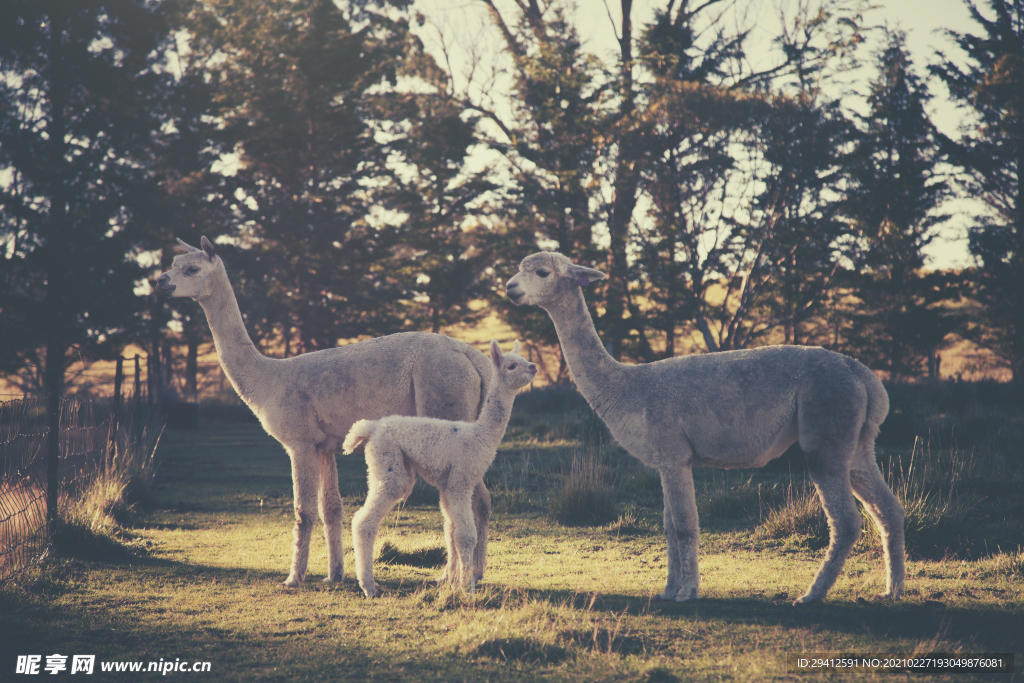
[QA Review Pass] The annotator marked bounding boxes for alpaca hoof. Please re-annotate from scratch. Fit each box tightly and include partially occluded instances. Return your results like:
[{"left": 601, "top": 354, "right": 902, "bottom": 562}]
[
  {"left": 793, "top": 594, "right": 821, "bottom": 605},
  {"left": 283, "top": 575, "right": 302, "bottom": 588},
  {"left": 674, "top": 588, "right": 698, "bottom": 602},
  {"left": 361, "top": 582, "right": 380, "bottom": 598},
  {"left": 322, "top": 574, "right": 343, "bottom": 584},
  {"left": 654, "top": 588, "right": 680, "bottom": 601}
]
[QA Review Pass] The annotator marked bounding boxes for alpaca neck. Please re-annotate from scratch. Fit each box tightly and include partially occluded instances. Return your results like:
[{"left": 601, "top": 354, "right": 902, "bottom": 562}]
[
  {"left": 475, "top": 386, "right": 518, "bottom": 452},
  {"left": 543, "top": 286, "right": 625, "bottom": 412},
  {"left": 197, "top": 265, "right": 271, "bottom": 406}
]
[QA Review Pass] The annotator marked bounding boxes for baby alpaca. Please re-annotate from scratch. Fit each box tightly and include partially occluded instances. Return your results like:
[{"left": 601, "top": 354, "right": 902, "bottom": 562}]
[{"left": 343, "top": 340, "right": 537, "bottom": 597}]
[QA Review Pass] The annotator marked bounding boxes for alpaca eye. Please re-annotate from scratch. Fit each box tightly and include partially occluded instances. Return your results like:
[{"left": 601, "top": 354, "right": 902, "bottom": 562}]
[
  {"left": 536, "top": 269, "right": 549, "bottom": 278},
  {"left": 508, "top": 363, "right": 517, "bottom": 370},
  {"left": 185, "top": 266, "right": 200, "bottom": 275}
]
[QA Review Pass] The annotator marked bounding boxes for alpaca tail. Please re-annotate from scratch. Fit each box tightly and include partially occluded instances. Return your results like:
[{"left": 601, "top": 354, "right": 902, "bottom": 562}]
[
  {"left": 854, "top": 362, "right": 890, "bottom": 442},
  {"left": 342, "top": 419, "right": 378, "bottom": 455}
]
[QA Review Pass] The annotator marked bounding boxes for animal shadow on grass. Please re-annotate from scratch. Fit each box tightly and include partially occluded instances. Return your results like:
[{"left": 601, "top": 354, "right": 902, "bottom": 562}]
[
  {"left": 375, "top": 539, "right": 447, "bottom": 569},
  {"left": 416, "top": 584, "right": 1020, "bottom": 656},
  {"left": 120, "top": 555, "right": 294, "bottom": 587},
  {"left": 625, "top": 593, "right": 1020, "bottom": 654}
]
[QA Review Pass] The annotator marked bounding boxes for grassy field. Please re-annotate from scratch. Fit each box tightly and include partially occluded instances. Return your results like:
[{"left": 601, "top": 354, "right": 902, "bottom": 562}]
[{"left": 1, "top": 385, "right": 1022, "bottom": 682}]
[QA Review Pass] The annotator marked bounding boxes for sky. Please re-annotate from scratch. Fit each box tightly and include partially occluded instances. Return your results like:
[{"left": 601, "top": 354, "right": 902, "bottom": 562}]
[{"left": 414, "top": 0, "right": 986, "bottom": 270}]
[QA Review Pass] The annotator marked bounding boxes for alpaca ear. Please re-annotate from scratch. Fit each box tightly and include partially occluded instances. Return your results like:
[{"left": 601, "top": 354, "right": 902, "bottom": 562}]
[
  {"left": 512, "top": 340, "right": 521, "bottom": 355},
  {"left": 176, "top": 238, "right": 200, "bottom": 254},
  {"left": 200, "top": 235, "right": 217, "bottom": 262},
  {"left": 568, "top": 264, "right": 607, "bottom": 287},
  {"left": 490, "top": 339, "right": 502, "bottom": 369}
]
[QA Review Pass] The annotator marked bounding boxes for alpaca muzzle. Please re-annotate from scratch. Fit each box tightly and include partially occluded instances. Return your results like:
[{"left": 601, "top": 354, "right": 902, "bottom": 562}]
[
  {"left": 155, "top": 274, "right": 176, "bottom": 295},
  {"left": 505, "top": 281, "right": 525, "bottom": 304}
]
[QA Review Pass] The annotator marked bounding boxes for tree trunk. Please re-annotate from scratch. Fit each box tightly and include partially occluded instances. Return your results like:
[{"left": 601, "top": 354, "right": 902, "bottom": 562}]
[
  {"left": 44, "top": 4, "right": 70, "bottom": 528},
  {"left": 603, "top": 0, "right": 638, "bottom": 359}
]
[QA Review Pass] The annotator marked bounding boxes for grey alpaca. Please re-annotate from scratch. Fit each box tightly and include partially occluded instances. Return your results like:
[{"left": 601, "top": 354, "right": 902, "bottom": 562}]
[
  {"left": 342, "top": 340, "right": 537, "bottom": 597},
  {"left": 505, "top": 252, "right": 905, "bottom": 604},
  {"left": 155, "top": 237, "right": 494, "bottom": 587}
]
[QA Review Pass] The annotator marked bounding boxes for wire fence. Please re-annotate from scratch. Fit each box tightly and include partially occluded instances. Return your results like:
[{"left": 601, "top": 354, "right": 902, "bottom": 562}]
[
  {"left": 0, "top": 363, "right": 160, "bottom": 582},
  {"left": 0, "top": 397, "right": 49, "bottom": 581}
]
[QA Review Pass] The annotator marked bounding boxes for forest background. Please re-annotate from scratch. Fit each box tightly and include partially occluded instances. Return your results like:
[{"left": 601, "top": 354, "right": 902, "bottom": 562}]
[{"left": 2, "top": 0, "right": 1024, "bottom": 402}]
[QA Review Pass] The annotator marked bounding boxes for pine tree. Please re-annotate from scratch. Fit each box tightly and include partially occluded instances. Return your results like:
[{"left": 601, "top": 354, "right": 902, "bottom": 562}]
[
  {"left": 932, "top": 0, "right": 1024, "bottom": 380},
  {"left": 847, "top": 30, "right": 958, "bottom": 381},
  {"left": 372, "top": 52, "right": 504, "bottom": 335},
  {"left": 631, "top": 1, "right": 865, "bottom": 357},
  {"left": 0, "top": 1, "right": 172, "bottom": 395},
  {"left": 458, "top": 1, "right": 609, "bottom": 373},
  {"left": 179, "top": 0, "right": 427, "bottom": 352}
]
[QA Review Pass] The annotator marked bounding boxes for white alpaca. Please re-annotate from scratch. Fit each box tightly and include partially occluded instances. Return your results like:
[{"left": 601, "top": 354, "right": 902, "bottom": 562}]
[
  {"left": 342, "top": 340, "right": 537, "bottom": 597},
  {"left": 506, "top": 252, "right": 905, "bottom": 604},
  {"left": 155, "top": 237, "right": 495, "bottom": 587}
]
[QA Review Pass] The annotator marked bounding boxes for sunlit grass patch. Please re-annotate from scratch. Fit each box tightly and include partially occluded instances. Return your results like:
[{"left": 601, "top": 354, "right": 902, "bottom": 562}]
[
  {"left": 993, "top": 549, "right": 1024, "bottom": 578},
  {"left": 4, "top": 382, "right": 1023, "bottom": 682}
]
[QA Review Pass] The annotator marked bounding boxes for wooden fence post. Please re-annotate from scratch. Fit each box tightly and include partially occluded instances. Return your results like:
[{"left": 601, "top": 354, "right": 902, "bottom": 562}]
[
  {"left": 111, "top": 357, "right": 123, "bottom": 452},
  {"left": 46, "top": 392, "right": 60, "bottom": 527},
  {"left": 133, "top": 354, "right": 141, "bottom": 417},
  {"left": 147, "top": 354, "right": 154, "bottom": 410}
]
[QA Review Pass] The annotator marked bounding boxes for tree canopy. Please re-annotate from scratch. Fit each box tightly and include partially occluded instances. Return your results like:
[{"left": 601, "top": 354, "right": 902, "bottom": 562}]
[{"left": 1, "top": 0, "right": 1019, "bottom": 395}]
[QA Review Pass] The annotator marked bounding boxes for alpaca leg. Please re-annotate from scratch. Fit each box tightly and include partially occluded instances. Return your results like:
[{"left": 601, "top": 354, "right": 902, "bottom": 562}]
[
  {"left": 351, "top": 447, "right": 410, "bottom": 597},
  {"left": 351, "top": 488, "right": 402, "bottom": 598},
  {"left": 850, "top": 458, "right": 905, "bottom": 600},
  {"left": 284, "top": 446, "right": 318, "bottom": 587},
  {"left": 658, "top": 497, "right": 683, "bottom": 600},
  {"left": 471, "top": 482, "right": 491, "bottom": 583},
  {"left": 437, "top": 494, "right": 457, "bottom": 584},
  {"left": 317, "top": 447, "right": 345, "bottom": 582},
  {"left": 443, "top": 491, "right": 478, "bottom": 592},
  {"left": 435, "top": 481, "right": 471, "bottom": 585},
  {"left": 796, "top": 467, "right": 862, "bottom": 604},
  {"left": 658, "top": 464, "right": 700, "bottom": 601}
]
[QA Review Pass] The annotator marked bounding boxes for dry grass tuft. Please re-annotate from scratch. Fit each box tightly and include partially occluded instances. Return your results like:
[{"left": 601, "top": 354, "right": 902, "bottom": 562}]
[{"left": 548, "top": 452, "right": 617, "bottom": 527}]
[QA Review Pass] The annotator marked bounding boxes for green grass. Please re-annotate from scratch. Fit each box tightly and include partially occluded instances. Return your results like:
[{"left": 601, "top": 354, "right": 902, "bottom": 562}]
[{"left": 1, "top": 389, "right": 1022, "bottom": 682}]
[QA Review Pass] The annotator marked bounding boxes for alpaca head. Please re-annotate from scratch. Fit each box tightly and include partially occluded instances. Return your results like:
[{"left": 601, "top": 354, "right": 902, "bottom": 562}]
[
  {"left": 155, "top": 236, "right": 222, "bottom": 301},
  {"left": 490, "top": 339, "right": 537, "bottom": 391},
  {"left": 505, "top": 252, "right": 606, "bottom": 309}
]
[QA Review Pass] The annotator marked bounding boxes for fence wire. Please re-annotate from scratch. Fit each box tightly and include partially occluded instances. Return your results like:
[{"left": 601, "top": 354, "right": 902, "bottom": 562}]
[
  {"left": 0, "top": 395, "right": 130, "bottom": 581},
  {"left": 0, "top": 397, "right": 50, "bottom": 581}
]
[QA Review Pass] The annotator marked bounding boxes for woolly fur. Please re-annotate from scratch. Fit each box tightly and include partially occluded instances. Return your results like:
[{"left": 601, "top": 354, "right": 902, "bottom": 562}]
[
  {"left": 342, "top": 340, "right": 537, "bottom": 597},
  {"left": 506, "top": 251, "right": 905, "bottom": 604},
  {"left": 156, "top": 237, "right": 494, "bottom": 587}
]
